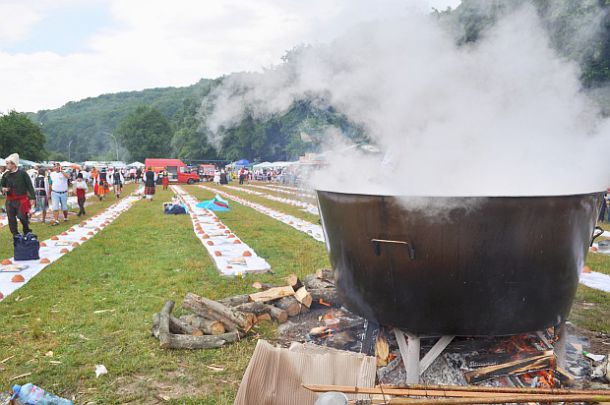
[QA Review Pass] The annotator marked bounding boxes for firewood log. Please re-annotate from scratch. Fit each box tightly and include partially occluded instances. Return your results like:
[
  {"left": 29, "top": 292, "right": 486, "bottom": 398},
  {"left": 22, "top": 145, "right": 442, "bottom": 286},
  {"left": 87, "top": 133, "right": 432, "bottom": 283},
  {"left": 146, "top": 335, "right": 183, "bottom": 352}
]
[
  {"left": 274, "top": 296, "right": 301, "bottom": 316},
  {"left": 180, "top": 314, "right": 225, "bottom": 335},
  {"left": 248, "top": 285, "right": 295, "bottom": 303},
  {"left": 183, "top": 293, "right": 255, "bottom": 333},
  {"left": 304, "top": 274, "right": 334, "bottom": 290},
  {"left": 294, "top": 286, "right": 313, "bottom": 308},
  {"left": 158, "top": 300, "right": 175, "bottom": 348},
  {"left": 285, "top": 273, "right": 304, "bottom": 291},
  {"left": 162, "top": 331, "right": 241, "bottom": 349},
  {"left": 236, "top": 302, "right": 288, "bottom": 324},
  {"left": 218, "top": 294, "right": 250, "bottom": 307},
  {"left": 315, "top": 268, "right": 334, "bottom": 281},
  {"left": 251, "top": 281, "right": 277, "bottom": 290},
  {"left": 309, "top": 288, "right": 340, "bottom": 307},
  {"left": 256, "top": 313, "right": 272, "bottom": 322}
]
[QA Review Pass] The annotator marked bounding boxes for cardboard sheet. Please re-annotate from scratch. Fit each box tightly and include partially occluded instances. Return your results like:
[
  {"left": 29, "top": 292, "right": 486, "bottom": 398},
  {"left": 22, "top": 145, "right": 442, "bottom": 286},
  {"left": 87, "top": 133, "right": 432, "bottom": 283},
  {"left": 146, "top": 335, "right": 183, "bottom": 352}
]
[
  {"left": 199, "top": 185, "right": 325, "bottom": 243},
  {"left": 234, "top": 340, "right": 376, "bottom": 405}
]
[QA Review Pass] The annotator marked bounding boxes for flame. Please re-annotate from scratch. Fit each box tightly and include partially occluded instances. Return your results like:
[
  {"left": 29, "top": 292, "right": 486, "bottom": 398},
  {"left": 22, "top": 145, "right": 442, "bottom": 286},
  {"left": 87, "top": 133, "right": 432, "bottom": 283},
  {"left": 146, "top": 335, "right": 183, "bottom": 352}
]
[{"left": 319, "top": 298, "right": 331, "bottom": 307}]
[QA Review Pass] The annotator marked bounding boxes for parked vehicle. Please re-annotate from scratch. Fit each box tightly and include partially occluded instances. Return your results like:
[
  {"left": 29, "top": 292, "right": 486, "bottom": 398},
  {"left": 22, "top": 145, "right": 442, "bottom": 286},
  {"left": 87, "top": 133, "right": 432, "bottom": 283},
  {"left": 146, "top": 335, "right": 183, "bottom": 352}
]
[{"left": 143, "top": 158, "right": 200, "bottom": 184}]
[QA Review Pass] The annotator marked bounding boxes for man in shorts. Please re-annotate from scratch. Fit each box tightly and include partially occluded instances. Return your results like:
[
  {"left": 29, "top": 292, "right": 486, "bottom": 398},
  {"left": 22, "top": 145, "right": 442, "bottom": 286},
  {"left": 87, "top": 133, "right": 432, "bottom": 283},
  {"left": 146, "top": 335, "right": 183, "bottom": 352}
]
[{"left": 49, "top": 162, "right": 70, "bottom": 225}]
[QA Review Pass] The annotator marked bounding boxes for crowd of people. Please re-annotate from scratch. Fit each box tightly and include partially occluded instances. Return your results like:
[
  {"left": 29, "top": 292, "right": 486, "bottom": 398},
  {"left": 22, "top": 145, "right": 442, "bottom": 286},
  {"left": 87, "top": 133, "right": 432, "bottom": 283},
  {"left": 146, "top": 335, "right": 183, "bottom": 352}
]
[{"left": 0, "top": 154, "right": 144, "bottom": 235}]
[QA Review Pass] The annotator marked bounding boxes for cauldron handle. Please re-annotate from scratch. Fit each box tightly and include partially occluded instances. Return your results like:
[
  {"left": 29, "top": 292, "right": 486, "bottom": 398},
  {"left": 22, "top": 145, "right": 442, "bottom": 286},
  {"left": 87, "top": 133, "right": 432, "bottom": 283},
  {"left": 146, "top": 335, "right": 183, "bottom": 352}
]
[
  {"left": 371, "top": 239, "right": 416, "bottom": 260},
  {"left": 591, "top": 226, "right": 605, "bottom": 246}
]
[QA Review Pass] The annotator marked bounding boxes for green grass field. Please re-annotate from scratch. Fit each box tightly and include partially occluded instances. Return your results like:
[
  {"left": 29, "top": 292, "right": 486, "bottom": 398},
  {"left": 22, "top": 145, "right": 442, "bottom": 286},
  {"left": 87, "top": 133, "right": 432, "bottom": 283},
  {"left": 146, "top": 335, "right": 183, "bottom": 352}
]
[{"left": 0, "top": 184, "right": 608, "bottom": 403}]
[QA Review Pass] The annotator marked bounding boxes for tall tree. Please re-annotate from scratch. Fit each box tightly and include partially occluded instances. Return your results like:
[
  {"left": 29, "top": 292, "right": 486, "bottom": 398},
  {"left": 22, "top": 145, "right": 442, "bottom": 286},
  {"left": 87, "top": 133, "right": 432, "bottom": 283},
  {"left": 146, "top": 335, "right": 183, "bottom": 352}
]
[
  {"left": 0, "top": 111, "right": 47, "bottom": 160},
  {"left": 171, "top": 98, "right": 217, "bottom": 160},
  {"left": 115, "top": 106, "right": 172, "bottom": 161}
]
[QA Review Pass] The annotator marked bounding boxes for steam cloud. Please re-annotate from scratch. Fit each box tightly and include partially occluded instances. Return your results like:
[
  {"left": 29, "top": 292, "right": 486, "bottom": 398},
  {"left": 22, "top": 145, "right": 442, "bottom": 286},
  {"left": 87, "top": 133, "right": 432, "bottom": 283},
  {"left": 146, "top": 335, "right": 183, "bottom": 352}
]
[{"left": 201, "top": 3, "right": 610, "bottom": 197}]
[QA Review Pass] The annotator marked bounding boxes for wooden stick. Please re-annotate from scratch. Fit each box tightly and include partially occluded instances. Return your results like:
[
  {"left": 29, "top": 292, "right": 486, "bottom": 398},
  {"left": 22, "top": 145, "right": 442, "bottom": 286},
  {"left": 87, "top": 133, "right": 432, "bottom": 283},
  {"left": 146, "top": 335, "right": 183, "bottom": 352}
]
[
  {"left": 389, "top": 394, "right": 610, "bottom": 404},
  {"left": 235, "top": 302, "right": 288, "bottom": 323},
  {"left": 183, "top": 293, "right": 255, "bottom": 333},
  {"left": 303, "top": 384, "right": 610, "bottom": 397},
  {"left": 248, "top": 285, "right": 295, "bottom": 303},
  {"left": 464, "top": 350, "right": 554, "bottom": 383}
]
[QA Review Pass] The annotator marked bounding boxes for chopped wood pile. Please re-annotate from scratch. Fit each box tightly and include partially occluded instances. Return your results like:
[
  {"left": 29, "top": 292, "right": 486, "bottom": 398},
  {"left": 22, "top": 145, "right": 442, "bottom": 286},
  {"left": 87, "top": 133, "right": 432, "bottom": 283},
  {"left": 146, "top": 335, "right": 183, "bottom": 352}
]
[{"left": 151, "top": 268, "right": 339, "bottom": 349}]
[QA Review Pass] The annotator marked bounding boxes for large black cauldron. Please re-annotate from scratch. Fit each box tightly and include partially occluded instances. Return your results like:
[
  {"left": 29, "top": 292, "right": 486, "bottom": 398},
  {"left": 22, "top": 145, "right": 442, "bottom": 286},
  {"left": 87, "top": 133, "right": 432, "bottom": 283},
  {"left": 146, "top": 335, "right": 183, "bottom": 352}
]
[{"left": 316, "top": 191, "right": 602, "bottom": 336}]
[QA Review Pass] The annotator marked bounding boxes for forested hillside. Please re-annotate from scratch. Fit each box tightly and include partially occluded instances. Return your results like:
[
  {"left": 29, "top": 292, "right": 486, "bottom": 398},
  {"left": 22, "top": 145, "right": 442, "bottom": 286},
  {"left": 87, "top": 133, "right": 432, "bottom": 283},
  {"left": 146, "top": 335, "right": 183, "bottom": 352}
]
[{"left": 24, "top": 0, "right": 610, "bottom": 163}]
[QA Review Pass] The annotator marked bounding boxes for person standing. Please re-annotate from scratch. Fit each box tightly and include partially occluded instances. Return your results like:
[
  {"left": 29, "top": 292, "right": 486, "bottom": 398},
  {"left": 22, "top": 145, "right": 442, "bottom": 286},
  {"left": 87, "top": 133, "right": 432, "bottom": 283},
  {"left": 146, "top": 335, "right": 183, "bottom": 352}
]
[
  {"left": 136, "top": 167, "right": 142, "bottom": 183},
  {"left": 49, "top": 162, "right": 70, "bottom": 225},
  {"left": 98, "top": 168, "right": 109, "bottom": 200},
  {"left": 112, "top": 167, "right": 124, "bottom": 198},
  {"left": 144, "top": 167, "right": 156, "bottom": 201},
  {"left": 0, "top": 154, "right": 35, "bottom": 235},
  {"left": 34, "top": 169, "right": 49, "bottom": 223},
  {"left": 162, "top": 169, "right": 169, "bottom": 190},
  {"left": 74, "top": 173, "right": 88, "bottom": 216}
]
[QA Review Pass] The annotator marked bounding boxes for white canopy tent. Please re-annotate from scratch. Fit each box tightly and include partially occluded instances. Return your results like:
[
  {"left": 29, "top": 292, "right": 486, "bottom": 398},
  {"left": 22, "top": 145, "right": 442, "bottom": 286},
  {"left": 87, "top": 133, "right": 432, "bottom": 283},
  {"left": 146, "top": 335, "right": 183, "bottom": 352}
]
[
  {"left": 253, "top": 161, "right": 272, "bottom": 169},
  {"left": 0, "top": 158, "right": 5, "bottom": 166},
  {"left": 128, "top": 161, "right": 145, "bottom": 168}
]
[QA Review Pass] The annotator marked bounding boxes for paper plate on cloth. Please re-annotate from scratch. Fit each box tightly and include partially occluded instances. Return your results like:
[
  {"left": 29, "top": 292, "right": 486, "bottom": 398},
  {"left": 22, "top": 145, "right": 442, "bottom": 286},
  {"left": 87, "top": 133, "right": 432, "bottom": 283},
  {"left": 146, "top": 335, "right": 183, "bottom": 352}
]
[{"left": 0, "top": 264, "right": 29, "bottom": 272}]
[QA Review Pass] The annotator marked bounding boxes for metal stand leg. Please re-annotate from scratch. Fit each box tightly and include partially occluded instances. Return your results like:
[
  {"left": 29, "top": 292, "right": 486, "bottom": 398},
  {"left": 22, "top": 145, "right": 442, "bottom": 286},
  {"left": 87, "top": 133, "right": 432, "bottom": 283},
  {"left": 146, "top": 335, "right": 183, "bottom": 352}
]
[
  {"left": 555, "top": 321, "right": 567, "bottom": 369},
  {"left": 394, "top": 329, "right": 455, "bottom": 384}
]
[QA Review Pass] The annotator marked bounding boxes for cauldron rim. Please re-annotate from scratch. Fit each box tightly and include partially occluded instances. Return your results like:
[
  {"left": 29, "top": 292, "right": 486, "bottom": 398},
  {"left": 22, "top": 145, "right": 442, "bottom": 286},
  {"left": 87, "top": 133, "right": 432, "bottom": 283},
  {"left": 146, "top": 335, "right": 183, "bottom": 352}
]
[{"left": 314, "top": 189, "right": 604, "bottom": 199}]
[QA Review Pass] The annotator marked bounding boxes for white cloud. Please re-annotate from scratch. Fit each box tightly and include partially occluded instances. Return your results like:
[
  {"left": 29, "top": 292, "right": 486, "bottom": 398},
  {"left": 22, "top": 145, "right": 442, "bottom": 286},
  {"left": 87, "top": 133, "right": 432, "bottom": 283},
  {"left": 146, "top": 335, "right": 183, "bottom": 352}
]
[{"left": 0, "top": 0, "right": 461, "bottom": 112}]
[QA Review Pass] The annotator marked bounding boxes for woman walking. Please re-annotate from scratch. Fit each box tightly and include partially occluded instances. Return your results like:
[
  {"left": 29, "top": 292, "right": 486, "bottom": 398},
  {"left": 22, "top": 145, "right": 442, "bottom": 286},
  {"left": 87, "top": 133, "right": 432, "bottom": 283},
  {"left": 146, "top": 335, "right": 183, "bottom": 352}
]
[
  {"left": 112, "top": 168, "right": 124, "bottom": 198},
  {"left": 98, "top": 168, "right": 109, "bottom": 201},
  {"left": 74, "top": 173, "right": 88, "bottom": 216},
  {"left": 144, "top": 167, "right": 156, "bottom": 201}
]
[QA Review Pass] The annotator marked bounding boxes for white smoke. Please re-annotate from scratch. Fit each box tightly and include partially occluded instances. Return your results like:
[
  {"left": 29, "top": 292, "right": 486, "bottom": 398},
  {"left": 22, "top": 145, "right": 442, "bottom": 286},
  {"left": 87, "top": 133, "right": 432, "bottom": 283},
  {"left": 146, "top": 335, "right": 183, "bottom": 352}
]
[{"left": 202, "top": 3, "right": 610, "bottom": 197}]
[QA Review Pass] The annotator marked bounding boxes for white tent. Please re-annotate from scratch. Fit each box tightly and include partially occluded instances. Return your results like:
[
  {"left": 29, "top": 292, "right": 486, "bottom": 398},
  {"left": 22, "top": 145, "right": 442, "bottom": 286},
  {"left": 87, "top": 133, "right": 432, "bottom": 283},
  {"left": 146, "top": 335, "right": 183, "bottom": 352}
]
[
  {"left": 269, "top": 161, "right": 297, "bottom": 168},
  {"left": 0, "top": 158, "right": 5, "bottom": 166},
  {"left": 253, "top": 161, "right": 272, "bottom": 169},
  {"left": 128, "top": 161, "right": 145, "bottom": 168}
]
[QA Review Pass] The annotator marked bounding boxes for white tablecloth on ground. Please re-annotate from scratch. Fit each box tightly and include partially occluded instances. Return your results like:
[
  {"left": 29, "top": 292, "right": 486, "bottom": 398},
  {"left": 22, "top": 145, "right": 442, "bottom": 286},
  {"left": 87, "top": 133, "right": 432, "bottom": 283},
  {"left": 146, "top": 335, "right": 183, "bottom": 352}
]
[
  {"left": 199, "top": 185, "right": 325, "bottom": 243},
  {"left": 226, "top": 185, "right": 319, "bottom": 215},
  {"left": 172, "top": 186, "right": 271, "bottom": 277},
  {"left": 0, "top": 189, "right": 142, "bottom": 301},
  {"left": 580, "top": 270, "right": 610, "bottom": 293}
]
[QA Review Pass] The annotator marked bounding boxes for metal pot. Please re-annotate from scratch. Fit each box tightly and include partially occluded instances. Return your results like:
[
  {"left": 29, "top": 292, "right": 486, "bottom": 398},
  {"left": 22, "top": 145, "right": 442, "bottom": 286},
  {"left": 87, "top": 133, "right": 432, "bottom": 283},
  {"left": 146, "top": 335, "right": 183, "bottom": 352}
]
[{"left": 316, "top": 190, "right": 602, "bottom": 336}]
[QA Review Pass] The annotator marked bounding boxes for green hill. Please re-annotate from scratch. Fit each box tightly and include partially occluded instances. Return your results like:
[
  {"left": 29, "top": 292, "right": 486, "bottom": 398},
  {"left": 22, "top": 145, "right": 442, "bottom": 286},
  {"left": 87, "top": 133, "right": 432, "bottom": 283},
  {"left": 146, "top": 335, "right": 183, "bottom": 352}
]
[{"left": 28, "top": 79, "right": 215, "bottom": 161}]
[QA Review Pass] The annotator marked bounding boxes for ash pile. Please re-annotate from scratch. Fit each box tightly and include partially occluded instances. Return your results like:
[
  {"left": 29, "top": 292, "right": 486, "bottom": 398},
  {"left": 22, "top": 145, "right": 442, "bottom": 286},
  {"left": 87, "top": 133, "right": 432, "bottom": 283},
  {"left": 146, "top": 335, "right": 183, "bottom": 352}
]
[{"left": 276, "top": 269, "right": 610, "bottom": 391}]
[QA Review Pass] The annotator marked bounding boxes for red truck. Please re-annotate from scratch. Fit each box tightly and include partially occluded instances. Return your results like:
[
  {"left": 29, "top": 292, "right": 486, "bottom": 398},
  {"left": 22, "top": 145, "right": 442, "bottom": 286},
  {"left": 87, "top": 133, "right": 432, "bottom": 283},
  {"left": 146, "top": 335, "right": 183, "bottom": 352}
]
[{"left": 144, "top": 158, "right": 200, "bottom": 184}]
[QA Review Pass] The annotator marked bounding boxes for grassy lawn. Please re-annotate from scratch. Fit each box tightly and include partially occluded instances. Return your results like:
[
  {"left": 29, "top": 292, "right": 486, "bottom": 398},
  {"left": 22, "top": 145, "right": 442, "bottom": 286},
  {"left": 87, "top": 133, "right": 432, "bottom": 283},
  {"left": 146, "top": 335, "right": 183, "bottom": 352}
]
[
  {"left": 0, "top": 186, "right": 328, "bottom": 404},
  {"left": 0, "top": 183, "right": 137, "bottom": 259},
  {"left": 203, "top": 182, "right": 320, "bottom": 224}
]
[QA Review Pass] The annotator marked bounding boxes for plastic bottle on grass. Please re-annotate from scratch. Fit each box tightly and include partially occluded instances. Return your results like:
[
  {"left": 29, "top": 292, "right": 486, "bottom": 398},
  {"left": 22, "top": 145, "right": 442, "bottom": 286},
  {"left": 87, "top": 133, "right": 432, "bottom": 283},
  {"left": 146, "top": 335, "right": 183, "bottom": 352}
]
[{"left": 11, "top": 383, "right": 73, "bottom": 405}]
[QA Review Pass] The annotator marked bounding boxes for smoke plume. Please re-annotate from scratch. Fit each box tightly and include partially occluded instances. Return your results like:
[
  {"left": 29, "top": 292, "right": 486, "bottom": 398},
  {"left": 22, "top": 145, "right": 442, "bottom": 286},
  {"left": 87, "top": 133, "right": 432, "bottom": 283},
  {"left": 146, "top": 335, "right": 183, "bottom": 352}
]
[{"left": 201, "top": 3, "right": 610, "bottom": 197}]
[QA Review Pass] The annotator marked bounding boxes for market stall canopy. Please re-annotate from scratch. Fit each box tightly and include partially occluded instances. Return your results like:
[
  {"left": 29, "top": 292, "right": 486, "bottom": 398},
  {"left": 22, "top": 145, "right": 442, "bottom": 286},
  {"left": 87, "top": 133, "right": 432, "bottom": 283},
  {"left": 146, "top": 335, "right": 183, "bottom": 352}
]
[
  {"left": 60, "top": 161, "right": 80, "bottom": 168},
  {"left": 0, "top": 158, "right": 5, "bottom": 166},
  {"left": 128, "top": 161, "right": 145, "bottom": 168},
  {"left": 235, "top": 159, "right": 251, "bottom": 166},
  {"left": 253, "top": 161, "right": 272, "bottom": 169},
  {"left": 20, "top": 159, "right": 40, "bottom": 167},
  {"left": 269, "top": 161, "right": 297, "bottom": 168}
]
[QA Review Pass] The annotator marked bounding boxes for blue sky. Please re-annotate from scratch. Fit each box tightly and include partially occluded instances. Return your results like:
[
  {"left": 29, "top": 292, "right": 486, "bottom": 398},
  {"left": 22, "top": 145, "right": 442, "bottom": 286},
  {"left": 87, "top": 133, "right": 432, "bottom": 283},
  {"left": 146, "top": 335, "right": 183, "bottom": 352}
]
[{"left": 3, "top": 3, "right": 115, "bottom": 55}]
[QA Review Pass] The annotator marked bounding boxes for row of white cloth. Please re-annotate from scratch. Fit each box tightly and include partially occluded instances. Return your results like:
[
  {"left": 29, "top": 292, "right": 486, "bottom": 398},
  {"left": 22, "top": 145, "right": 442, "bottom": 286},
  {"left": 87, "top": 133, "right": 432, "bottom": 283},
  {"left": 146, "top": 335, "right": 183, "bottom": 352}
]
[
  {"left": 198, "top": 185, "right": 325, "bottom": 243},
  {"left": 0, "top": 188, "right": 143, "bottom": 301},
  {"left": 225, "top": 185, "right": 319, "bottom": 215},
  {"left": 171, "top": 186, "right": 271, "bottom": 276}
]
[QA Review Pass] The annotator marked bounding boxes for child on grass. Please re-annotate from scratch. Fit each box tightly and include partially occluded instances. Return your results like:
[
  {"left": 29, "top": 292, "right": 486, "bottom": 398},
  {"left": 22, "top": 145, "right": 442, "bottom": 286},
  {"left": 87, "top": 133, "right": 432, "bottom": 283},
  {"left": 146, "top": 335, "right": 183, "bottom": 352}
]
[{"left": 74, "top": 173, "right": 88, "bottom": 216}]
